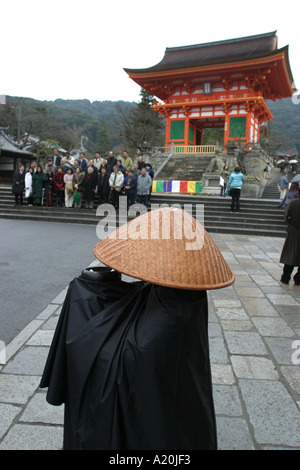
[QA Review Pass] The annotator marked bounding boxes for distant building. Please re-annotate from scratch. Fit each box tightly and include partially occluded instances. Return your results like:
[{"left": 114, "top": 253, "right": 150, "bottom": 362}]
[
  {"left": 260, "top": 122, "right": 270, "bottom": 138},
  {"left": 0, "top": 128, "right": 34, "bottom": 183}
]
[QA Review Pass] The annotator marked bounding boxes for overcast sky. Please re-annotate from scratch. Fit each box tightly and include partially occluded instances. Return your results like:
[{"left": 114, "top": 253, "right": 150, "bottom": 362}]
[{"left": 1, "top": 0, "right": 299, "bottom": 103}]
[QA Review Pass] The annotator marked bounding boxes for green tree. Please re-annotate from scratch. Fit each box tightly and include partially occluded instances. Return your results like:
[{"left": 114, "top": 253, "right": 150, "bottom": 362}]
[
  {"left": 118, "top": 88, "right": 165, "bottom": 154},
  {"left": 202, "top": 128, "right": 224, "bottom": 145},
  {"left": 0, "top": 103, "right": 20, "bottom": 139},
  {"left": 138, "top": 88, "right": 155, "bottom": 108},
  {"left": 35, "top": 138, "right": 61, "bottom": 163},
  {"left": 96, "top": 117, "right": 111, "bottom": 154},
  {"left": 259, "top": 134, "right": 281, "bottom": 154},
  {"left": 60, "top": 124, "right": 83, "bottom": 151}
]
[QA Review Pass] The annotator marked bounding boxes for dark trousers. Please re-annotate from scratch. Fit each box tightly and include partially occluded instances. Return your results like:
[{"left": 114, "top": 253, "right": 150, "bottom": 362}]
[
  {"left": 45, "top": 190, "right": 54, "bottom": 207},
  {"left": 138, "top": 194, "right": 149, "bottom": 207},
  {"left": 231, "top": 188, "right": 241, "bottom": 212},
  {"left": 126, "top": 192, "right": 135, "bottom": 207},
  {"left": 111, "top": 189, "right": 121, "bottom": 209},
  {"left": 14, "top": 193, "right": 23, "bottom": 205},
  {"left": 98, "top": 193, "right": 109, "bottom": 205},
  {"left": 55, "top": 190, "right": 64, "bottom": 206},
  {"left": 220, "top": 183, "right": 227, "bottom": 197},
  {"left": 281, "top": 265, "right": 300, "bottom": 285}
]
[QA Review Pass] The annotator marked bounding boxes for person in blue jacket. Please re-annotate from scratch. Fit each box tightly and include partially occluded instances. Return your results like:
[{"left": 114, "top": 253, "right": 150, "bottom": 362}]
[
  {"left": 124, "top": 169, "right": 137, "bottom": 208},
  {"left": 228, "top": 166, "right": 245, "bottom": 213}
]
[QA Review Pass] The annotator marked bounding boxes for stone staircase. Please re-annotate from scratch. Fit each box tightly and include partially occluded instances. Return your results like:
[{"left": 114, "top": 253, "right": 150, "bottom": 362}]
[
  {"left": 155, "top": 153, "right": 213, "bottom": 181},
  {"left": 0, "top": 187, "right": 100, "bottom": 225},
  {"left": 0, "top": 186, "right": 288, "bottom": 237},
  {"left": 151, "top": 193, "right": 287, "bottom": 237},
  {"left": 261, "top": 167, "right": 299, "bottom": 199}
]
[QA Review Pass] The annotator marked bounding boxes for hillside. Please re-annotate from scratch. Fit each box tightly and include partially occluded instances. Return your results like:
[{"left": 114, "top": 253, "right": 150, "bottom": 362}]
[
  {"left": 267, "top": 96, "right": 300, "bottom": 152},
  {"left": 2, "top": 94, "right": 300, "bottom": 154},
  {"left": 48, "top": 95, "right": 300, "bottom": 152},
  {"left": 2, "top": 96, "right": 136, "bottom": 153},
  {"left": 49, "top": 95, "right": 300, "bottom": 152},
  {"left": 49, "top": 98, "right": 137, "bottom": 150}
]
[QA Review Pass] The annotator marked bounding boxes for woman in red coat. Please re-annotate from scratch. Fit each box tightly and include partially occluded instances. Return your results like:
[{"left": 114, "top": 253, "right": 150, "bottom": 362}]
[{"left": 54, "top": 166, "right": 65, "bottom": 207}]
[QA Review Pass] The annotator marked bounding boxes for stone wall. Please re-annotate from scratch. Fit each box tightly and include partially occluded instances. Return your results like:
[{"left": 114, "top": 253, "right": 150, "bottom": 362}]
[
  {"left": 214, "top": 145, "right": 272, "bottom": 198},
  {"left": 142, "top": 145, "right": 217, "bottom": 181},
  {"left": 140, "top": 144, "right": 272, "bottom": 198},
  {"left": 140, "top": 148, "right": 172, "bottom": 175}
]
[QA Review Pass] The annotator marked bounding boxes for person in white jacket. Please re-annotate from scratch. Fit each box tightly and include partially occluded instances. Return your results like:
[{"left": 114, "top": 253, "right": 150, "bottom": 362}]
[
  {"left": 25, "top": 167, "right": 34, "bottom": 206},
  {"left": 109, "top": 165, "right": 124, "bottom": 209}
]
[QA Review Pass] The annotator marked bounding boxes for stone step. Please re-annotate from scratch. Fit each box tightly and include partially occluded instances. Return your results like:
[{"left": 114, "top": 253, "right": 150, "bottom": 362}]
[
  {"left": 0, "top": 207, "right": 287, "bottom": 236},
  {"left": 0, "top": 211, "right": 99, "bottom": 225},
  {"left": 0, "top": 200, "right": 284, "bottom": 217},
  {"left": 157, "top": 153, "right": 212, "bottom": 180},
  {"left": 262, "top": 189, "right": 280, "bottom": 195},
  {"left": 204, "top": 224, "right": 287, "bottom": 237},
  {"left": 0, "top": 205, "right": 285, "bottom": 224},
  {"left": 2, "top": 193, "right": 284, "bottom": 208},
  {"left": 2, "top": 190, "right": 283, "bottom": 209},
  {"left": 261, "top": 167, "right": 300, "bottom": 199},
  {"left": 0, "top": 212, "right": 286, "bottom": 237},
  {"left": 0, "top": 206, "right": 99, "bottom": 219},
  {"left": 0, "top": 187, "right": 288, "bottom": 237},
  {"left": 150, "top": 194, "right": 282, "bottom": 209}
]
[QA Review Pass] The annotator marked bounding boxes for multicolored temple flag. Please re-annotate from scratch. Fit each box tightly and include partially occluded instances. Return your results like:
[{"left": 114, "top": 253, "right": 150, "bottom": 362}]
[{"left": 152, "top": 181, "right": 202, "bottom": 194}]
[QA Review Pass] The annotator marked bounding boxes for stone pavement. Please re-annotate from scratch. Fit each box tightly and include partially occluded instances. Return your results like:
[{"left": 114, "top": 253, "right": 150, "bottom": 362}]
[{"left": 0, "top": 233, "right": 300, "bottom": 450}]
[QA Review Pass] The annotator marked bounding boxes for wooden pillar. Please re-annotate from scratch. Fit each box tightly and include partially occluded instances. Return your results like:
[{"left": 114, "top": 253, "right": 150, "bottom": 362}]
[
  {"left": 224, "top": 113, "right": 230, "bottom": 149},
  {"left": 165, "top": 115, "right": 171, "bottom": 147},
  {"left": 184, "top": 116, "right": 190, "bottom": 147},
  {"left": 200, "top": 128, "right": 204, "bottom": 145},
  {"left": 250, "top": 114, "right": 260, "bottom": 144},
  {"left": 246, "top": 113, "right": 252, "bottom": 144}
]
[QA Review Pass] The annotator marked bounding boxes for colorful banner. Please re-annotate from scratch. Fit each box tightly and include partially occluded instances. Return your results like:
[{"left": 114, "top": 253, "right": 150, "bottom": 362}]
[
  {"left": 171, "top": 181, "right": 180, "bottom": 193},
  {"left": 195, "top": 182, "right": 202, "bottom": 194},
  {"left": 152, "top": 181, "right": 202, "bottom": 194},
  {"left": 154, "top": 181, "right": 165, "bottom": 192},
  {"left": 180, "top": 181, "right": 188, "bottom": 193},
  {"left": 187, "top": 181, "right": 196, "bottom": 193}
]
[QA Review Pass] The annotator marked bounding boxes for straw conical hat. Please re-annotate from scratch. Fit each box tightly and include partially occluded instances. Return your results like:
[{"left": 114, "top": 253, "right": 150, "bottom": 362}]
[{"left": 93, "top": 207, "right": 235, "bottom": 290}]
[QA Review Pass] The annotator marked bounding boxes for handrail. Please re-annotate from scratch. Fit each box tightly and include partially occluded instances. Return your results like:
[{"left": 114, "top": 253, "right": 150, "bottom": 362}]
[
  {"left": 173, "top": 145, "right": 215, "bottom": 154},
  {"left": 146, "top": 144, "right": 216, "bottom": 155}
]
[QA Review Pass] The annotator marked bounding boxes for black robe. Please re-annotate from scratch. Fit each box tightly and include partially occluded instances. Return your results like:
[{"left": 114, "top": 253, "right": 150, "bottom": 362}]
[
  {"left": 83, "top": 172, "right": 97, "bottom": 201},
  {"left": 97, "top": 172, "right": 110, "bottom": 199},
  {"left": 40, "top": 267, "right": 217, "bottom": 450}
]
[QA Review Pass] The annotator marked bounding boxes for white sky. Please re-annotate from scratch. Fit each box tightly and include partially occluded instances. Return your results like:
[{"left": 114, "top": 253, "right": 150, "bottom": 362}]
[{"left": 1, "top": 0, "right": 299, "bottom": 103}]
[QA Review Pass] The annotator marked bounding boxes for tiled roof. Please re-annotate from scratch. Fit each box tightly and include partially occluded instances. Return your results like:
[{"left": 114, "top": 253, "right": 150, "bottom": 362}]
[
  {"left": 0, "top": 129, "right": 33, "bottom": 156},
  {"left": 124, "top": 32, "right": 278, "bottom": 74}
]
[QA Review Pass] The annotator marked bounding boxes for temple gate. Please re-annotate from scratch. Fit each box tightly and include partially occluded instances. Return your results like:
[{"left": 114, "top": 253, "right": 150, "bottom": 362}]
[{"left": 124, "top": 32, "right": 295, "bottom": 151}]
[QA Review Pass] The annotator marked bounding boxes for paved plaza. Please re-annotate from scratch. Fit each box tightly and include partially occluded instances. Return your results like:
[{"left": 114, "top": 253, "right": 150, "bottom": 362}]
[{"left": 0, "top": 232, "right": 300, "bottom": 450}]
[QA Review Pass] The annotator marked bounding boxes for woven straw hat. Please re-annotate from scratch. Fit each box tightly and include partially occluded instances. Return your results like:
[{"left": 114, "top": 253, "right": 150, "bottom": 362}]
[{"left": 93, "top": 207, "right": 235, "bottom": 290}]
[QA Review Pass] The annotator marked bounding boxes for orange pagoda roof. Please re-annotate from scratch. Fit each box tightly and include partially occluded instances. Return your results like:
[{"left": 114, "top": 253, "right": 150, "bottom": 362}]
[{"left": 124, "top": 32, "right": 296, "bottom": 102}]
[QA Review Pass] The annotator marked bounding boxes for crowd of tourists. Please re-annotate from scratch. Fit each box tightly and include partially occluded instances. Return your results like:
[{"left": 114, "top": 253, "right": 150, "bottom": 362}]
[{"left": 12, "top": 150, "right": 154, "bottom": 210}]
